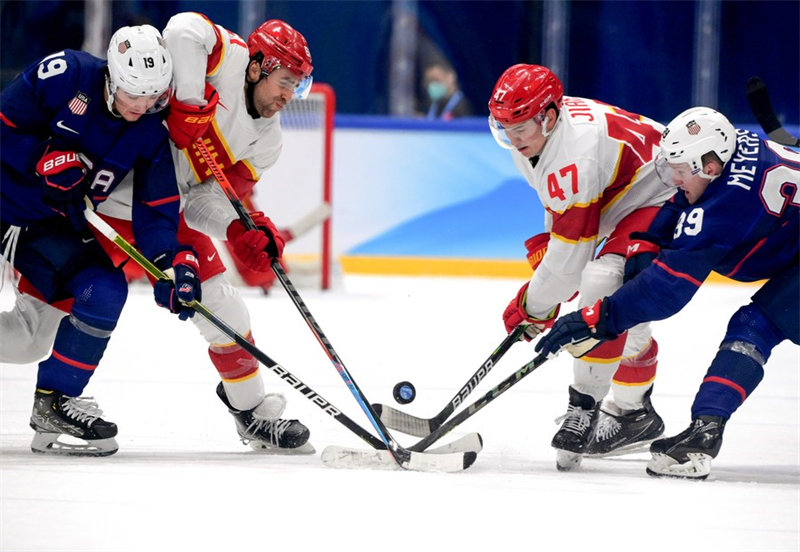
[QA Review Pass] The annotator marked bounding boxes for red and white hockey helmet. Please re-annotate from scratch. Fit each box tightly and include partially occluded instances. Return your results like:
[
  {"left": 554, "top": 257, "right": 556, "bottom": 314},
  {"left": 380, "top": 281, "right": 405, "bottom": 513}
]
[
  {"left": 106, "top": 25, "right": 173, "bottom": 113},
  {"left": 488, "top": 64, "right": 563, "bottom": 126},
  {"left": 488, "top": 64, "right": 563, "bottom": 149},
  {"left": 656, "top": 107, "right": 736, "bottom": 182},
  {"left": 248, "top": 19, "right": 313, "bottom": 99}
]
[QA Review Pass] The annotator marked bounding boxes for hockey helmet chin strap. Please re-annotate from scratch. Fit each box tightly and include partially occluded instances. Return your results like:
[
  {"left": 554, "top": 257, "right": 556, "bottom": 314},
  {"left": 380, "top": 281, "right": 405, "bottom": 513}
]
[
  {"left": 245, "top": 79, "right": 261, "bottom": 120},
  {"left": 105, "top": 74, "right": 124, "bottom": 119},
  {"left": 528, "top": 108, "right": 561, "bottom": 168},
  {"left": 245, "top": 57, "right": 270, "bottom": 120}
]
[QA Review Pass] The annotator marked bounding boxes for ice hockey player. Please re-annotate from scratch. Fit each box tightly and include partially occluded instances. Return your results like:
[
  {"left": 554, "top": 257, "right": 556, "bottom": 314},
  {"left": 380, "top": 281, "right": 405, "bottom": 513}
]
[
  {"left": 0, "top": 25, "right": 199, "bottom": 456},
  {"left": 488, "top": 64, "right": 675, "bottom": 470},
  {"left": 535, "top": 107, "right": 799, "bottom": 479},
  {"left": 0, "top": 13, "right": 316, "bottom": 454}
]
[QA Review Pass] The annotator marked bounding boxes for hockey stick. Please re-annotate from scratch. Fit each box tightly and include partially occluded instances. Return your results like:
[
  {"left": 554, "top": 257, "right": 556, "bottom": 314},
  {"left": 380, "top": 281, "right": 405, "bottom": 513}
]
[
  {"left": 746, "top": 76, "right": 800, "bottom": 147},
  {"left": 85, "top": 207, "right": 477, "bottom": 472},
  {"left": 330, "top": 352, "right": 550, "bottom": 459},
  {"left": 405, "top": 352, "right": 549, "bottom": 451},
  {"left": 371, "top": 326, "right": 526, "bottom": 436},
  {"left": 282, "top": 202, "right": 331, "bottom": 242},
  {"left": 193, "top": 140, "right": 477, "bottom": 471}
]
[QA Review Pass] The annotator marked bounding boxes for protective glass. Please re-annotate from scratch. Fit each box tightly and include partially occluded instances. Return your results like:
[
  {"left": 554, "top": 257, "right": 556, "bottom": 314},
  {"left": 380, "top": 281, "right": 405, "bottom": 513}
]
[
  {"left": 488, "top": 114, "right": 542, "bottom": 150},
  {"left": 654, "top": 152, "right": 696, "bottom": 187},
  {"left": 114, "top": 85, "right": 173, "bottom": 114},
  {"left": 266, "top": 69, "right": 314, "bottom": 100}
]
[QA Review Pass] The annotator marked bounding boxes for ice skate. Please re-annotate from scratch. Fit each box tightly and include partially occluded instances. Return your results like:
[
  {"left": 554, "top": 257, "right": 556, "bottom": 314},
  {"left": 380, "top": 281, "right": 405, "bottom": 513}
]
[
  {"left": 585, "top": 387, "right": 665, "bottom": 457},
  {"left": 552, "top": 386, "right": 600, "bottom": 471},
  {"left": 29, "top": 390, "right": 119, "bottom": 456},
  {"left": 216, "top": 383, "right": 314, "bottom": 454},
  {"left": 646, "top": 415, "right": 726, "bottom": 480}
]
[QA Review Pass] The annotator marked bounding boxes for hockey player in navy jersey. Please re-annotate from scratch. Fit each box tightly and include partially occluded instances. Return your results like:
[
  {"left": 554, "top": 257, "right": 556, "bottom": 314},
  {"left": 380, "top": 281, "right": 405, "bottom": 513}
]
[
  {"left": 0, "top": 14, "right": 317, "bottom": 454},
  {"left": 0, "top": 25, "right": 201, "bottom": 456},
  {"left": 535, "top": 107, "right": 799, "bottom": 479}
]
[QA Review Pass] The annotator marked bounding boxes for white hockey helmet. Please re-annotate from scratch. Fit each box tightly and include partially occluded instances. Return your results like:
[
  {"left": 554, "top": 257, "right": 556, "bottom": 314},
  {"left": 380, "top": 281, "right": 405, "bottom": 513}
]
[
  {"left": 657, "top": 107, "right": 736, "bottom": 180},
  {"left": 106, "top": 25, "right": 173, "bottom": 113}
]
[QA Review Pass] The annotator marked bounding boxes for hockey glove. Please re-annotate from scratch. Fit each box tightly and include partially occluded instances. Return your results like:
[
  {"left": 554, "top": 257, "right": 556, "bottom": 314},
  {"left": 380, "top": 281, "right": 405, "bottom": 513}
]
[
  {"left": 623, "top": 232, "right": 661, "bottom": 283},
  {"left": 622, "top": 199, "right": 684, "bottom": 282},
  {"left": 153, "top": 248, "right": 202, "bottom": 321},
  {"left": 226, "top": 212, "right": 285, "bottom": 272},
  {"left": 503, "top": 282, "right": 560, "bottom": 341},
  {"left": 166, "top": 83, "right": 219, "bottom": 149},
  {"left": 534, "top": 298, "right": 619, "bottom": 358},
  {"left": 36, "top": 148, "right": 89, "bottom": 230}
]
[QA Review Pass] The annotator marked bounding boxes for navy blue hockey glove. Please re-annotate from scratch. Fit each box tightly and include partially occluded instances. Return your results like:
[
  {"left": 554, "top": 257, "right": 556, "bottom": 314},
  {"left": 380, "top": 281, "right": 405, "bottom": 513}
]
[
  {"left": 534, "top": 298, "right": 619, "bottom": 358},
  {"left": 623, "top": 232, "right": 661, "bottom": 283},
  {"left": 36, "top": 148, "right": 89, "bottom": 230},
  {"left": 153, "top": 248, "right": 202, "bottom": 321}
]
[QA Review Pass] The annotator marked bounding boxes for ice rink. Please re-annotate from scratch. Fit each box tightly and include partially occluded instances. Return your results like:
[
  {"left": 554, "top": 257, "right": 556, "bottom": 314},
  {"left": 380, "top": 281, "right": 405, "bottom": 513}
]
[{"left": 1, "top": 274, "right": 798, "bottom": 551}]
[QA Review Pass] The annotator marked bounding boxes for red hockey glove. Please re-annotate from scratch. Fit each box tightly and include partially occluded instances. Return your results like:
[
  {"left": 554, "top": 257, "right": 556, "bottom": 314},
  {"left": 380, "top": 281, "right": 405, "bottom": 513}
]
[
  {"left": 502, "top": 282, "right": 560, "bottom": 341},
  {"left": 36, "top": 147, "right": 89, "bottom": 229},
  {"left": 166, "top": 83, "right": 219, "bottom": 149},
  {"left": 534, "top": 298, "right": 619, "bottom": 358},
  {"left": 226, "top": 212, "right": 285, "bottom": 272},
  {"left": 153, "top": 248, "right": 202, "bottom": 321}
]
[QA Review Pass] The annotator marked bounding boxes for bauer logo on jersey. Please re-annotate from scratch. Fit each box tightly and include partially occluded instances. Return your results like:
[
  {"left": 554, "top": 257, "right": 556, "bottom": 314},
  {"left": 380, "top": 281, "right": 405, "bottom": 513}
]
[
  {"left": 68, "top": 92, "right": 90, "bottom": 116},
  {"left": 686, "top": 120, "right": 701, "bottom": 135}
]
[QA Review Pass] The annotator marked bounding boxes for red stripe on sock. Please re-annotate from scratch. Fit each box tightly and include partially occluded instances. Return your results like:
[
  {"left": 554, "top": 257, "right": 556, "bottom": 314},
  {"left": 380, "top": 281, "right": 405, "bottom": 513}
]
[
  {"left": 703, "top": 375, "right": 747, "bottom": 402},
  {"left": 51, "top": 350, "right": 97, "bottom": 371}
]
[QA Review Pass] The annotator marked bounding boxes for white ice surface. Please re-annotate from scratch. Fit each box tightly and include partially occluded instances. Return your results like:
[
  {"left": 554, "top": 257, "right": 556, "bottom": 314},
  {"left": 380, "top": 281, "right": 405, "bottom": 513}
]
[{"left": 1, "top": 275, "right": 798, "bottom": 551}]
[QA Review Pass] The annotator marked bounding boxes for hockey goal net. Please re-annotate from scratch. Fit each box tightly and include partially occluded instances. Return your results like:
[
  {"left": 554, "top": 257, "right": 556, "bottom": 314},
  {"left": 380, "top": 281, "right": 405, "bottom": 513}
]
[{"left": 250, "top": 83, "right": 335, "bottom": 289}]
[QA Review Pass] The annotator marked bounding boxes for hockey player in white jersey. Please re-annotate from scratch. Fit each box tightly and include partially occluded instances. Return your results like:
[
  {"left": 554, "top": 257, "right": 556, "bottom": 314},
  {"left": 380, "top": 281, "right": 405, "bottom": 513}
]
[
  {"left": 1, "top": 13, "right": 315, "bottom": 454},
  {"left": 488, "top": 64, "right": 675, "bottom": 470}
]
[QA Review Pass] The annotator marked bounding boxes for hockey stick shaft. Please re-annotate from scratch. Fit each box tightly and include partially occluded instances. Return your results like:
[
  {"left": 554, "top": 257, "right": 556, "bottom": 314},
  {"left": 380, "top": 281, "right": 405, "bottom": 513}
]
[
  {"left": 373, "top": 326, "right": 525, "bottom": 436},
  {"left": 746, "top": 76, "right": 800, "bottom": 147},
  {"left": 408, "top": 352, "right": 549, "bottom": 452},
  {"left": 84, "top": 207, "right": 387, "bottom": 451},
  {"left": 193, "top": 141, "right": 471, "bottom": 469}
]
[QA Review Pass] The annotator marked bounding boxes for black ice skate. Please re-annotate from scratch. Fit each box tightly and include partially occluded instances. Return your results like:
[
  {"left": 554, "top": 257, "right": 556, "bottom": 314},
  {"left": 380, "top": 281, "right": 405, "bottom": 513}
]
[
  {"left": 29, "top": 390, "right": 119, "bottom": 456},
  {"left": 216, "top": 382, "right": 313, "bottom": 454},
  {"left": 584, "top": 387, "right": 665, "bottom": 457},
  {"left": 551, "top": 386, "right": 600, "bottom": 471},
  {"left": 646, "top": 415, "right": 727, "bottom": 480}
]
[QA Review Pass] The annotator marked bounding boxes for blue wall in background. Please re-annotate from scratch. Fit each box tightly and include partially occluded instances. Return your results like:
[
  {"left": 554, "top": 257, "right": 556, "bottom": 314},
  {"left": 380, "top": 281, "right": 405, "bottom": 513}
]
[{"left": 1, "top": 1, "right": 797, "bottom": 124}]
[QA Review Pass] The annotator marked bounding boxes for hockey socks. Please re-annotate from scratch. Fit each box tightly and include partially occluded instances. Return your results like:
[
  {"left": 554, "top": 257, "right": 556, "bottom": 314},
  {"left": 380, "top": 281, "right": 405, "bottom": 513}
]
[{"left": 691, "top": 347, "right": 764, "bottom": 419}]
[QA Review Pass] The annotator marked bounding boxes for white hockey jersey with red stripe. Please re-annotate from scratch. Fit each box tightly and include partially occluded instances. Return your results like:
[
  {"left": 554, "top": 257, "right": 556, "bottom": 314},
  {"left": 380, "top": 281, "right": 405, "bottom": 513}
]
[
  {"left": 98, "top": 12, "right": 283, "bottom": 239},
  {"left": 511, "top": 97, "right": 674, "bottom": 318},
  {"left": 165, "top": 12, "right": 282, "bottom": 238}
]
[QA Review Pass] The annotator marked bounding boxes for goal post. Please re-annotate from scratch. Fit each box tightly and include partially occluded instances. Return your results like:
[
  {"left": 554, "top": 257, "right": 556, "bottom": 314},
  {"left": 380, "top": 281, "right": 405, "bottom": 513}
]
[{"left": 252, "top": 83, "right": 335, "bottom": 289}]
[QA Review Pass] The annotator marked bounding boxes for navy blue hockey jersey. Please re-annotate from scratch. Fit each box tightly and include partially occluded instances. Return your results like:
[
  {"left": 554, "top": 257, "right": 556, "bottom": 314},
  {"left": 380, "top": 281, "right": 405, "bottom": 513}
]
[
  {"left": 607, "top": 129, "right": 800, "bottom": 332},
  {"left": 0, "top": 49, "right": 181, "bottom": 261}
]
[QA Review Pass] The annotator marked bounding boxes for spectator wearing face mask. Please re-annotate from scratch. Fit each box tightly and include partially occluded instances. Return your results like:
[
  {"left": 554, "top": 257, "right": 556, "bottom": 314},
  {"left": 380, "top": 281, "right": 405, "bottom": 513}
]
[{"left": 422, "top": 62, "right": 473, "bottom": 121}]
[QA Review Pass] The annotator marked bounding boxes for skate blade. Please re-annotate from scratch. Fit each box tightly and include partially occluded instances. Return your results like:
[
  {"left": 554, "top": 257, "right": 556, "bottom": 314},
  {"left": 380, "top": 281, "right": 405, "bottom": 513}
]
[
  {"left": 584, "top": 438, "right": 659, "bottom": 458},
  {"left": 555, "top": 449, "right": 583, "bottom": 471},
  {"left": 31, "top": 432, "right": 118, "bottom": 457},
  {"left": 646, "top": 452, "right": 711, "bottom": 480},
  {"left": 248, "top": 441, "right": 316, "bottom": 455}
]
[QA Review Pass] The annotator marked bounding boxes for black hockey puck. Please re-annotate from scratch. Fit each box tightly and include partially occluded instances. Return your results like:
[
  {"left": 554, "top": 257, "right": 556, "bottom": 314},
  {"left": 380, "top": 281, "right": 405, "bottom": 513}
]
[{"left": 393, "top": 381, "right": 416, "bottom": 405}]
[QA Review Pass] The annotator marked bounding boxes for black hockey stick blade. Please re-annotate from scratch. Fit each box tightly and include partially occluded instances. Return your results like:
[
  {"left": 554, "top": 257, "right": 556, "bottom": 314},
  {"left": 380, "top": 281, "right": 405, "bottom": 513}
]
[
  {"left": 371, "top": 327, "right": 525, "bottom": 437},
  {"left": 746, "top": 76, "right": 800, "bottom": 147},
  {"left": 408, "top": 353, "right": 550, "bottom": 452}
]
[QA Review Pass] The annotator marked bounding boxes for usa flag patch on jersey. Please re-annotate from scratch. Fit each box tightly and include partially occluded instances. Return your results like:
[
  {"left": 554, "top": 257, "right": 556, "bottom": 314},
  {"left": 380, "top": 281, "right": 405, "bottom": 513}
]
[
  {"left": 68, "top": 92, "right": 90, "bottom": 115},
  {"left": 686, "top": 120, "right": 701, "bottom": 135}
]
